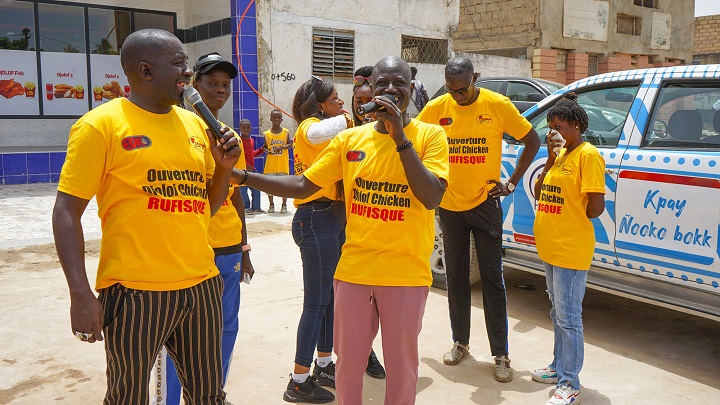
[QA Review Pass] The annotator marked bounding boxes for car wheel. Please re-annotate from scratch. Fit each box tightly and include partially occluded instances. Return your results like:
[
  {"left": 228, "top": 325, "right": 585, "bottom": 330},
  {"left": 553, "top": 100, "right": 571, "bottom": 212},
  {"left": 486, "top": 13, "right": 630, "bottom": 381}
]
[{"left": 431, "top": 214, "right": 482, "bottom": 290}]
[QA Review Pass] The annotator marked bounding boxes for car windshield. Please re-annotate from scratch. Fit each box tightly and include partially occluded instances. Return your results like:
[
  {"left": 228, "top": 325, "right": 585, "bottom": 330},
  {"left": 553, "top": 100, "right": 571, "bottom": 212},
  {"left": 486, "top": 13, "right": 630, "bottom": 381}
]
[
  {"left": 525, "top": 85, "right": 640, "bottom": 148},
  {"left": 535, "top": 79, "right": 564, "bottom": 94}
]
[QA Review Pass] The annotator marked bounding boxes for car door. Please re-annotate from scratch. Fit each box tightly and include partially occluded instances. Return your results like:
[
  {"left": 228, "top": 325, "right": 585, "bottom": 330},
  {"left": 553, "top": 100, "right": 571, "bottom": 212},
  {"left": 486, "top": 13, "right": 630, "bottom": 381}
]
[
  {"left": 506, "top": 80, "right": 546, "bottom": 112},
  {"left": 502, "top": 79, "right": 642, "bottom": 269},
  {"left": 614, "top": 66, "right": 720, "bottom": 293}
]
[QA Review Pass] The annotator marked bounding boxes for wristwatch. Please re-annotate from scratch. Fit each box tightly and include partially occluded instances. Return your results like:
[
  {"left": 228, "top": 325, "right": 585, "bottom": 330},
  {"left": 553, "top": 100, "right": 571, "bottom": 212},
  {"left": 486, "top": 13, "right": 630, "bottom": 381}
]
[
  {"left": 506, "top": 182, "right": 516, "bottom": 193},
  {"left": 241, "top": 244, "right": 251, "bottom": 253}
]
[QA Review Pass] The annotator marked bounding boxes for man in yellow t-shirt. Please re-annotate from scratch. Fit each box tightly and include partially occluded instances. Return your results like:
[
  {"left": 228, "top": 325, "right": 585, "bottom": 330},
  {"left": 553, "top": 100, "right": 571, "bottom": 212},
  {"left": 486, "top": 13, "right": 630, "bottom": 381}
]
[
  {"left": 52, "top": 29, "right": 239, "bottom": 404},
  {"left": 237, "top": 56, "right": 449, "bottom": 404},
  {"left": 417, "top": 57, "right": 540, "bottom": 382},
  {"left": 262, "top": 109, "right": 292, "bottom": 213},
  {"left": 153, "top": 52, "right": 254, "bottom": 405}
]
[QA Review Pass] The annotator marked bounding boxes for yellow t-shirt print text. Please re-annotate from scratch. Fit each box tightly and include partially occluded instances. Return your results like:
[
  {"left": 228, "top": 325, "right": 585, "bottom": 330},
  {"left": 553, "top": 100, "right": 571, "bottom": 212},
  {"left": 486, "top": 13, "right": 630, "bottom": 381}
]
[{"left": 351, "top": 177, "right": 411, "bottom": 222}]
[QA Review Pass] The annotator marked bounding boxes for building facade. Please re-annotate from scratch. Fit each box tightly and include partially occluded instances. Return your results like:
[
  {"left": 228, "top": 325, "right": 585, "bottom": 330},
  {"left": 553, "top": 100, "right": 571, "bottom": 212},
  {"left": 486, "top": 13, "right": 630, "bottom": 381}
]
[
  {"left": 454, "top": 0, "right": 696, "bottom": 84},
  {"left": 0, "top": 0, "right": 535, "bottom": 184},
  {"left": 693, "top": 14, "right": 720, "bottom": 65}
]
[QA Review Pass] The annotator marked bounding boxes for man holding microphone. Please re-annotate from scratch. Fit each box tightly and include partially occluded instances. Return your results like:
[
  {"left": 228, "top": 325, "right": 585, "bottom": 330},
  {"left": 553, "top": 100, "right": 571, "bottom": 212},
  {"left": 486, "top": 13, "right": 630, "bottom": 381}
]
[{"left": 52, "top": 29, "right": 239, "bottom": 404}]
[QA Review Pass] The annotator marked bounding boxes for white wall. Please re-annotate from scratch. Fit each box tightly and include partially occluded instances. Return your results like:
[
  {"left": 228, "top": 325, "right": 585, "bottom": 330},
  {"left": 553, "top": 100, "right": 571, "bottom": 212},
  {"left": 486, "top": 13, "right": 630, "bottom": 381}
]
[
  {"left": 458, "top": 52, "right": 533, "bottom": 78},
  {"left": 255, "top": 0, "right": 459, "bottom": 133}
]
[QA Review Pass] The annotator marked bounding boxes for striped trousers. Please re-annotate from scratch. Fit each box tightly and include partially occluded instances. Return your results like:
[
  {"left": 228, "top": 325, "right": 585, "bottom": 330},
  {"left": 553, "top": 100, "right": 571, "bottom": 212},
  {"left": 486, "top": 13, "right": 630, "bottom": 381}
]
[{"left": 98, "top": 275, "right": 225, "bottom": 405}]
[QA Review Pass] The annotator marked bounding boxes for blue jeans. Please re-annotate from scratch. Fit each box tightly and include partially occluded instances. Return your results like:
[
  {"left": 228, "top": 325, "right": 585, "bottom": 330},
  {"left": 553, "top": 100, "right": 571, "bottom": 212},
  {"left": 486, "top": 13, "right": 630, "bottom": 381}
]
[
  {"left": 544, "top": 262, "right": 587, "bottom": 390},
  {"left": 158, "top": 252, "right": 243, "bottom": 404},
  {"left": 240, "top": 186, "right": 261, "bottom": 210},
  {"left": 291, "top": 200, "right": 346, "bottom": 367}
]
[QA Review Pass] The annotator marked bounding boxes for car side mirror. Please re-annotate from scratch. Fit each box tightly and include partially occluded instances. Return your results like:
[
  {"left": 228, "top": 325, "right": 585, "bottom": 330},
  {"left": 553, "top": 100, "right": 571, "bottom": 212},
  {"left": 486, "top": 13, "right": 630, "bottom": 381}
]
[{"left": 527, "top": 93, "right": 545, "bottom": 102}]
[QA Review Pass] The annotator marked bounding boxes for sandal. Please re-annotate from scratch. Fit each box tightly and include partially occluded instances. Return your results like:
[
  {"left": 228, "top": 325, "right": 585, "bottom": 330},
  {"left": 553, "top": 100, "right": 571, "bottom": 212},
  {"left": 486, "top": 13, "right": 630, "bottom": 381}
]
[
  {"left": 268, "top": 205, "right": 275, "bottom": 213},
  {"left": 280, "top": 205, "right": 287, "bottom": 214}
]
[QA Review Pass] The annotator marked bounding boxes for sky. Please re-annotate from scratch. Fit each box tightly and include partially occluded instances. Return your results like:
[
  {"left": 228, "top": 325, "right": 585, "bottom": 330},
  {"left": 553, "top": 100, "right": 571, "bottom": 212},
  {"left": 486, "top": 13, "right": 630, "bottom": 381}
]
[{"left": 696, "top": 0, "right": 720, "bottom": 17}]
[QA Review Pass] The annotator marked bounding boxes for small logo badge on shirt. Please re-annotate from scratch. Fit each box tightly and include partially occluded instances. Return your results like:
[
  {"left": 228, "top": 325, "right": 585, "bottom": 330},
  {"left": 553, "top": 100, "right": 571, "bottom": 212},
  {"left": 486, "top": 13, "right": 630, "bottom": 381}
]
[
  {"left": 560, "top": 164, "right": 574, "bottom": 175},
  {"left": 439, "top": 117, "right": 453, "bottom": 126},
  {"left": 346, "top": 150, "right": 366, "bottom": 162},
  {"left": 477, "top": 114, "right": 493, "bottom": 124},
  {"left": 188, "top": 136, "right": 207, "bottom": 153},
  {"left": 121, "top": 135, "right": 152, "bottom": 151}
]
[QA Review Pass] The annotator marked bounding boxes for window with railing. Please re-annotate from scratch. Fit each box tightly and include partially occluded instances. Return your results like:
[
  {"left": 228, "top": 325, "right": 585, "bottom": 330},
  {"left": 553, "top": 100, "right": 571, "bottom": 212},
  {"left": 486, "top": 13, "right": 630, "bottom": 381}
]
[{"left": 401, "top": 36, "right": 448, "bottom": 65}]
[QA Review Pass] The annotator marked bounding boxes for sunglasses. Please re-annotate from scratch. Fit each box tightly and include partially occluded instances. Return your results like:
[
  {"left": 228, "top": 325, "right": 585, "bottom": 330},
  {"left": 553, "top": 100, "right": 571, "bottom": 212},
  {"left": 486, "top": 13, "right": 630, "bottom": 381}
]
[
  {"left": 353, "top": 75, "right": 370, "bottom": 87},
  {"left": 445, "top": 82, "right": 474, "bottom": 96},
  {"left": 309, "top": 75, "right": 324, "bottom": 94}
]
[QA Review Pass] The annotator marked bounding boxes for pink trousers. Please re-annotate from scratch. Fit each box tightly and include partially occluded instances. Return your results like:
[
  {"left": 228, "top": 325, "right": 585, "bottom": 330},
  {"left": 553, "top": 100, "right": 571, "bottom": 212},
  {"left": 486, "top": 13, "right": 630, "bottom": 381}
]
[{"left": 333, "top": 280, "right": 429, "bottom": 405}]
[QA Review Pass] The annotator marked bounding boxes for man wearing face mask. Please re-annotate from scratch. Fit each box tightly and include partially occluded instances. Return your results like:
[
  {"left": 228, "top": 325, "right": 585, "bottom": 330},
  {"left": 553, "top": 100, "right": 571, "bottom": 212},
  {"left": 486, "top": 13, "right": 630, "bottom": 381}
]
[{"left": 417, "top": 57, "right": 540, "bottom": 383}]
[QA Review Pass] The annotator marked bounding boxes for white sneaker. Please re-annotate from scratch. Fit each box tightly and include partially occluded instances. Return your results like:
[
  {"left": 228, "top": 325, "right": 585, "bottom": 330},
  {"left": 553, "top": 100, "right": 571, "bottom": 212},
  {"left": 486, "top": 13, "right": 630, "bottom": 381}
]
[
  {"left": 547, "top": 384, "right": 580, "bottom": 405},
  {"left": 531, "top": 366, "right": 558, "bottom": 384}
]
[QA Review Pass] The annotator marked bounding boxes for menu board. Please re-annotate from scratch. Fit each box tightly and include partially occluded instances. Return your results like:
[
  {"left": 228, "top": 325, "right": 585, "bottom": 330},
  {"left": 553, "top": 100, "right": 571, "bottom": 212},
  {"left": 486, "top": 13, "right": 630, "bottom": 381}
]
[
  {"left": 40, "top": 52, "right": 89, "bottom": 116},
  {"left": 0, "top": 49, "right": 40, "bottom": 116},
  {"left": 90, "top": 54, "right": 129, "bottom": 109}
]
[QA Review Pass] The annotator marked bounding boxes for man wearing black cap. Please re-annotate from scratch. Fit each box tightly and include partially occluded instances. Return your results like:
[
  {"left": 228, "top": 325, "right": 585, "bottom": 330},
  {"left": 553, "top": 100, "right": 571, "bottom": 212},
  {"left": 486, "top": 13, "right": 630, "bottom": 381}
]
[{"left": 151, "top": 52, "right": 254, "bottom": 405}]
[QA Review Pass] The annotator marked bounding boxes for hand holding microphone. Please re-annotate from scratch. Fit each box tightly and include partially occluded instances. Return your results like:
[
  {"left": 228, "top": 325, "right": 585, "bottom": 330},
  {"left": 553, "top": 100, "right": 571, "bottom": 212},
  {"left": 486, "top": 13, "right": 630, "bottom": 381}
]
[
  {"left": 184, "top": 86, "right": 240, "bottom": 168},
  {"left": 355, "top": 94, "right": 397, "bottom": 116},
  {"left": 184, "top": 86, "right": 238, "bottom": 151}
]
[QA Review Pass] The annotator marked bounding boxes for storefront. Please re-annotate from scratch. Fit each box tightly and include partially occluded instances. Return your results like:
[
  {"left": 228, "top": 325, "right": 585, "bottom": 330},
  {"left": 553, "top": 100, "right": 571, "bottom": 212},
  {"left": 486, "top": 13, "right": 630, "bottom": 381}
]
[{"left": 0, "top": 0, "right": 260, "bottom": 184}]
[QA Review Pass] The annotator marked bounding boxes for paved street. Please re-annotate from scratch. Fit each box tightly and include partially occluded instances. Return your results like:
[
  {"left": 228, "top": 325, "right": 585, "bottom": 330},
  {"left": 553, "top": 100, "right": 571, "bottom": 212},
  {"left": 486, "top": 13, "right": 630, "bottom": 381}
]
[{"left": 0, "top": 183, "right": 719, "bottom": 404}]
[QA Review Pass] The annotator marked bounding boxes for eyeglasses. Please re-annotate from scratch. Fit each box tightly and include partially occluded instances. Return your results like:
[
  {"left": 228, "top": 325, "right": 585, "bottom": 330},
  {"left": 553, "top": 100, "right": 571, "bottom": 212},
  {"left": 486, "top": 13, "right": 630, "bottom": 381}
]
[
  {"left": 445, "top": 82, "right": 474, "bottom": 96},
  {"left": 353, "top": 75, "right": 370, "bottom": 87},
  {"left": 309, "top": 75, "right": 324, "bottom": 94}
]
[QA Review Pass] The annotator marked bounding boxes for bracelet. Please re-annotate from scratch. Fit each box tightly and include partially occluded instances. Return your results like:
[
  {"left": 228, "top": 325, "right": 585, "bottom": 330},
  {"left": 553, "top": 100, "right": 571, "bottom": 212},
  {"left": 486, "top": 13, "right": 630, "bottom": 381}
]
[
  {"left": 396, "top": 140, "right": 413, "bottom": 152},
  {"left": 239, "top": 169, "right": 249, "bottom": 185}
]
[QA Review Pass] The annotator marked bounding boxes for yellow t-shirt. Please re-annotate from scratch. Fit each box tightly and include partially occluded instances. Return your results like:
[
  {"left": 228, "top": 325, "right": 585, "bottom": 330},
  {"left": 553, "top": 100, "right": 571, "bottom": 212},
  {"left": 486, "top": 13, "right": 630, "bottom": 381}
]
[
  {"left": 58, "top": 98, "right": 219, "bottom": 291},
  {"left": 207, "top": 124, "right": 246, "bottom": 249},
  {"left": 263, "top": 128, "right": 290, "bottom": 174},
  {"left": 534, "top": 142, "right": 606, "bottom": 270},
  {"left": 293, "top": 117, "right": 338, "bottom": 206},
  {"left": 304, "top": 119, "right": 450, "bottom": 287},
  {"left": 417, "top": 91, "right": 532, "bottom": 211}
]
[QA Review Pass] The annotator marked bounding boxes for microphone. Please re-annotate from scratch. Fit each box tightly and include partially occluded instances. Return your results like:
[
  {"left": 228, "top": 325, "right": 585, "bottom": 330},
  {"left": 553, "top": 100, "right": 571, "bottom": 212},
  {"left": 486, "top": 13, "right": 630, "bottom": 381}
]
[
  {"left": 183, "top": 86, "right": 237, "bottom": 151},
  {"left": 355, "top": 94, "right": 397, "bottom": 116}
]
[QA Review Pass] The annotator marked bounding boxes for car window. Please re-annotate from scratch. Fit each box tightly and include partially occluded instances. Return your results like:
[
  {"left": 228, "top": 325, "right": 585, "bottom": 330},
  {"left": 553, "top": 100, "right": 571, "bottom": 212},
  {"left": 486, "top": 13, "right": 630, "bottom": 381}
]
[
  {"left": 535, "top": 79, "right": 564, "bottom": 94},
  {"left": 506, "top": 82, "right": 542, "bottom": 102},
  {"left": 475, "top": 80, "right": 503, "bottom": 93},
  {"left": 642, "top": 83, "right": 720, "bottom": 149},
  {"left": 527, "top": 84, "right": 640, "bottom": 148}
]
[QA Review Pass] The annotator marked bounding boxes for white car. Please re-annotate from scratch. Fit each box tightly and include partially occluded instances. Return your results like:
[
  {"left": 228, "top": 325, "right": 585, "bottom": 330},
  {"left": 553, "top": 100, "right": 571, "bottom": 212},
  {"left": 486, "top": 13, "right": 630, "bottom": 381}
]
[{"left": 432, "top": 65, "right": 720, "bottom": 320}]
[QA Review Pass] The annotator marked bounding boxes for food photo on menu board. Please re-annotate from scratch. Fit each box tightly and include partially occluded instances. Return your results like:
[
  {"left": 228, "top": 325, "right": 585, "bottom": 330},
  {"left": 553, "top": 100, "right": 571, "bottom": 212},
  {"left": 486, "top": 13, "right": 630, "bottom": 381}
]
[
  {"left": 41, "top": 52, "right": 89, "bottom": 116},
  {"left": 90, "top": 54, "right": 130, "bottom": 108},
  {"left": 0, "top": 49, "right": 40, "bottom": 115}
]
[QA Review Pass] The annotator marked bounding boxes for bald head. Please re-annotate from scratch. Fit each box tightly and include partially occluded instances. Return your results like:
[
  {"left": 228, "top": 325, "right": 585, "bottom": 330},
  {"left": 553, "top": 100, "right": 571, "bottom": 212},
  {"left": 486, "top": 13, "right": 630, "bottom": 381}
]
[
  {"left": 446, "top": 57, "right": 474, "bottom": 76},
  {"left": 121, "top": 29, "right": 180, "bottom": 77},
  {"left": 372, "top": 56, "right": 412, "bottom": 82}
]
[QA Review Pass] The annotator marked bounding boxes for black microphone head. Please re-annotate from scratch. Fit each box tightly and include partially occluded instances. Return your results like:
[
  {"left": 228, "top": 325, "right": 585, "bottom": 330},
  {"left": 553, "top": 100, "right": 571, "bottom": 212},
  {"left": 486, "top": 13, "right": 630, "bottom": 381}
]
[
  {"left": 183, "top": 86, "right": 202, "bottom": 105},
  {"left": 355, "top": 94, "right": 398, "bottom": 116}
]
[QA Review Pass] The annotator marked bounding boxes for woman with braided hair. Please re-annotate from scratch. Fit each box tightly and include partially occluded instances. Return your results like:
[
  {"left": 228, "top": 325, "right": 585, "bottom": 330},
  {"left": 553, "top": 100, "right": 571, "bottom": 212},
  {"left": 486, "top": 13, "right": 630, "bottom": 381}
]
[{"left": 531, "top": 92, "right": 606, "bottom": 405}]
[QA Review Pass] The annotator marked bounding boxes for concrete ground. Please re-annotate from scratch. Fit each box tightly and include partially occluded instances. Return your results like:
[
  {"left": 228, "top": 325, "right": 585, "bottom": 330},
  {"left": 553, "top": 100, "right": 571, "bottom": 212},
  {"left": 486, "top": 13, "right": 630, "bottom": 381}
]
[{"left": 1, "top": 183, "right": 719, "bottom": 404}]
